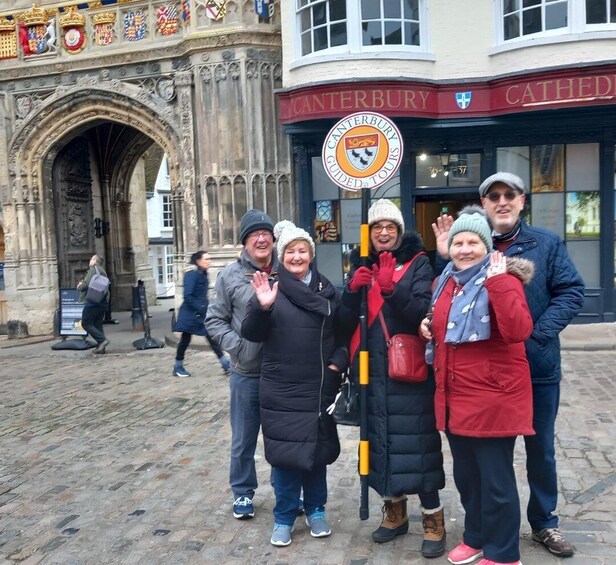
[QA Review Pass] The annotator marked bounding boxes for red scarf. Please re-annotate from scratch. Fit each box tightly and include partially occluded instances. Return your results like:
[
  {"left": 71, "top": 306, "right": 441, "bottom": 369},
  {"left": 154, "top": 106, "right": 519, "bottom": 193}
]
[{"left": 349, "top": 252, "right": 425, "bottom": 361}]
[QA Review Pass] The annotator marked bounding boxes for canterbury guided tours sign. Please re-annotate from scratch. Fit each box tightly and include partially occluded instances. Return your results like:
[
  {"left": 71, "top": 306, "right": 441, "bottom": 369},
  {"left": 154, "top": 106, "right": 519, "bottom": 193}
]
[{"left": 322, "top": 112, "right": 403, "bottom": 191}]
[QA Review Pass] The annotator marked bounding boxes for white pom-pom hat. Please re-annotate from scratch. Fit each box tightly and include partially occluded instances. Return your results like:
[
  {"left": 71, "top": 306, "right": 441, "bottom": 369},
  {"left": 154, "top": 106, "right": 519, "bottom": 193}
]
[{"left": 276, "top": 222, "right": 316, "bottom": 263}]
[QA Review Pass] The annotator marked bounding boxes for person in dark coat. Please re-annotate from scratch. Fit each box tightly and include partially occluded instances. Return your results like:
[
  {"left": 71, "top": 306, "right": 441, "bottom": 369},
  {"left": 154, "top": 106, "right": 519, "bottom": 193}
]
[
  {"left": 172, "top": 251, "right": 230, "bottom": 377},
  {"left": 241, "top": 223, "right": 347, "bottom": 547},
  {"left": 432, "top": 172, "right": 584, "bottom": 558},
  {"left": 338, "top": 199, "right": 446, "bottom": 557},
  {"left": 421, "top": 205, "right": 534, "bottom": 565}
]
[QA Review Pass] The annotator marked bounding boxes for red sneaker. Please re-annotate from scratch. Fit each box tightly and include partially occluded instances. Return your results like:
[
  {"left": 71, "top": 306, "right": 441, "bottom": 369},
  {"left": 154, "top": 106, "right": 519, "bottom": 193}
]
[{"left": 447, "top": 542, "right": 483, "bottom": 564}]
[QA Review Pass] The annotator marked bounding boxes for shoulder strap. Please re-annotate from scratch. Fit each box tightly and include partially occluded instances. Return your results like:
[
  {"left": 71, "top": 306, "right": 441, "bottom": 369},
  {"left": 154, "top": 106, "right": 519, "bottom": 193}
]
[{"left": 349, "top": 251, "right": 425, "bottom": 360}]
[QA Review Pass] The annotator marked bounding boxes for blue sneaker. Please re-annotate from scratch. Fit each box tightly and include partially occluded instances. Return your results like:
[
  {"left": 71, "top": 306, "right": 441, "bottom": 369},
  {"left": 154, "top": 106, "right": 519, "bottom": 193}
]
[
  {"left": 306, "top": 510, "right": 331, "bottom": 538},
  {"left": 233, "top": 496, "right": 254, "bottom": 519},
  {"left": 270, "top": 523, "right": 293, "bottom": 546}
]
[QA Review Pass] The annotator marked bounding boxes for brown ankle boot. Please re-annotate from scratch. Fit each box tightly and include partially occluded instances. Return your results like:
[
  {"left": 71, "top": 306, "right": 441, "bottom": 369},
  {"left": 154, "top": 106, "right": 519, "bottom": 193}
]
[
  {"left": 421, "top": 506, "right": 446, "bottom": 558},
  {"left": 372, "top": 499, "right": 409, "bottom": 543}
]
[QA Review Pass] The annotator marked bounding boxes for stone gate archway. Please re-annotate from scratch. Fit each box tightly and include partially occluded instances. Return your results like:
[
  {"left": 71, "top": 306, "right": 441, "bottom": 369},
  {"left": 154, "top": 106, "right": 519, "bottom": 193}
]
[{"left": 5, "top": 77, "right": 195, "bottom": 335}]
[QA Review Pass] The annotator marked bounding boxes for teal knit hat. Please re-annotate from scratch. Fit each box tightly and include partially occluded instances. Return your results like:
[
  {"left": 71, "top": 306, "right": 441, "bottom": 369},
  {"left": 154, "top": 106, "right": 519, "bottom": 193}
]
[{"left": 447, "top": 205, "right": 492, "bottom": 252}]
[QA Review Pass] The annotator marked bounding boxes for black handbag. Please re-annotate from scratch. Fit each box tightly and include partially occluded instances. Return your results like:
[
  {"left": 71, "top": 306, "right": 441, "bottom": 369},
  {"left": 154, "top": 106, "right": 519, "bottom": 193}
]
[{"left": 328, "top": 374, "right": 360, "bottom": 427}]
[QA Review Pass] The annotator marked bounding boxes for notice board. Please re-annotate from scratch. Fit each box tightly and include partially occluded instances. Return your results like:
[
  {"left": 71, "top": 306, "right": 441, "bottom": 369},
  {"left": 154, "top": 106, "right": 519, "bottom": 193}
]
[{"left": 59, "top": 288, "right": 87, "bottom": 336}]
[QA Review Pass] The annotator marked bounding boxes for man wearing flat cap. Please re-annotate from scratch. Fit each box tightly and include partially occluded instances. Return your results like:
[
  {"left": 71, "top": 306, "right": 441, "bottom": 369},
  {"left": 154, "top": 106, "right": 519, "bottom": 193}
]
[
  {"left": 433, "top": 172, "right": 584, "bottom": 558},
  {"left": 206, "top": 209, "right": 278, "bottom": 521}
]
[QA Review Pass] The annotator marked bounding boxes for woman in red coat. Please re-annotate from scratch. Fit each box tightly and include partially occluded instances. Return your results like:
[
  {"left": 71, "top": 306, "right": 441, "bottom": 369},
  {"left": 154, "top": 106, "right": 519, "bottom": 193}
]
[{"left": 420, "top": 206, "right": 534, "bottom": 565}]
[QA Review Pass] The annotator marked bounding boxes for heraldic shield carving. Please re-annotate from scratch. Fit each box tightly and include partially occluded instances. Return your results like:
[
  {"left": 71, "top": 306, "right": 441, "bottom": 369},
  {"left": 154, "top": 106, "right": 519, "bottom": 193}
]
[
  {"left": 124, "top": 9, "right": 146, "bottom": 42},
  {"left": 16, "top": 3, "right": 54, "bottom": 56},
  {"left": 93, "top": 12, "right": 116, "bottom": 46},
  {"left": 60, "top": 6, "right": 86, "bottom": 54},
  {"left": 157, "top": 4, "right": 180, "bottom": 36}
]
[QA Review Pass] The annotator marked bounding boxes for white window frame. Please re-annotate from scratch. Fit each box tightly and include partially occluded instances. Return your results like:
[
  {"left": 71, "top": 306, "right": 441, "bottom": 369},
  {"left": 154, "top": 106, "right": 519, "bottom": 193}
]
[
  {"left": 492, "top": 0, "right": 616, "bottom": 53},
  {"left": 162, "top": 194, "right": 173, "bottom": 228},
  {"left": 292, "top": 0, "right": 433, "bottom": 69}
]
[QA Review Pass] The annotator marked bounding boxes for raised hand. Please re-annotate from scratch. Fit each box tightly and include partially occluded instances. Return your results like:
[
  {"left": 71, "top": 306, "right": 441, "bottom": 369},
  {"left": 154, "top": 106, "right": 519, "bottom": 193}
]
[
  {"left": 431, "top": 214, "right": 454, "bottom": 259},
  {"left": 487, "top": 250, "right": 507, "bottom": 279},
  {"left": 372, "top": 251, "right": 396, "bottom": 294},
  {"left": 348, "top": 266, "right": 372, "bottom": 292},
  {"left": 251, "top": 271, "right": 278, "bottom": 309}
]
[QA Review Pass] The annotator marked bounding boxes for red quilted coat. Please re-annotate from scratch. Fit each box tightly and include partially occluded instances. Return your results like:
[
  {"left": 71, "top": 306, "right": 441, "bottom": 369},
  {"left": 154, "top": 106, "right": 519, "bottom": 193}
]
[{"left": 431, "top": 266, "right": 535, "bottom": 438}]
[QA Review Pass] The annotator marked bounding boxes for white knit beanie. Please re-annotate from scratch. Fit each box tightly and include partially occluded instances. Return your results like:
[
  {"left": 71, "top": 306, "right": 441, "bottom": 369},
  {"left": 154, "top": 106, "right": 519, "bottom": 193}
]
[
  {"left": 276, "top": 222, "right": 315, "bottom": 263},
  {"left": 273, "top": 220, "right": 295, "bottom": 241},
  {"left": 368, "top": 199, "right": 405, "bottom": 233}
]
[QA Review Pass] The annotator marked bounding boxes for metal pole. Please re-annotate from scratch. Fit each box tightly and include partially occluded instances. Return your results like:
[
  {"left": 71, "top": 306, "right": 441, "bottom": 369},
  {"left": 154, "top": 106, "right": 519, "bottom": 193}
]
[{"left": 359, "top": 186, "right": 370, "bottom": 520}]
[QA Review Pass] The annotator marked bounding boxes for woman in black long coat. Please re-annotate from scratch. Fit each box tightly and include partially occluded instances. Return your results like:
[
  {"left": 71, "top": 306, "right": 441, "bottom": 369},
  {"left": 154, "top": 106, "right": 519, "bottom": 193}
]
[
  {"left": 173, "top": 251, "right": 230, "bottom": 377},
  {"left": 338, "top": 199, "right": 446, "bottom": 558},
  {"left": 241, "top": 223, "right": 347, "bottom": 547}
]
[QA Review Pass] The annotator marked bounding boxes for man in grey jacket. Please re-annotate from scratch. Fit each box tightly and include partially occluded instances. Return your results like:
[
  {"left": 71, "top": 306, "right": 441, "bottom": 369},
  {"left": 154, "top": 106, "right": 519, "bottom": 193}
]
[{"left": 205, "top": 209, "right": 277, "bottom": 520}]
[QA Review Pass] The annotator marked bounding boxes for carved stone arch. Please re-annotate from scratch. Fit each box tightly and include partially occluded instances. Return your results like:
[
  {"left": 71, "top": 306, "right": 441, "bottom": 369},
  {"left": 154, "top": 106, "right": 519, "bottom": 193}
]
[
  {"left": 4, "top": 81, "right": 192, "bottom": 335},
  {"left": 9, "top": 82, "right": 183, "bottom": 208}
]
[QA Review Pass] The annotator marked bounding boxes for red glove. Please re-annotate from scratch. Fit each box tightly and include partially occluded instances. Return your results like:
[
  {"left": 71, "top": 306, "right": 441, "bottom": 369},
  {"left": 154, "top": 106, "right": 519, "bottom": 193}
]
[
  {"left": 348, "top": 266, "right": 372, "bottom": 292},
  {"left": 372, "top": 251, "right": 396, "bottom": 294}
]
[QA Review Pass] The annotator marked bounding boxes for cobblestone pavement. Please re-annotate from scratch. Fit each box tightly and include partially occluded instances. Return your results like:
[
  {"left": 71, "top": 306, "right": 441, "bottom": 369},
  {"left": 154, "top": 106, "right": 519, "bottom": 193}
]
[{"left": 0, "top": 341, "right": 614, "bottom": 564}]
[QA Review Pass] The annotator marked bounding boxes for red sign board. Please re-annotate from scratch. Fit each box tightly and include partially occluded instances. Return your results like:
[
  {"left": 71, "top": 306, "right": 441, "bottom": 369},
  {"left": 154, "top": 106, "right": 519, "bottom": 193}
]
[{"left": 279, "top": 66, "right": 616, "bottom": 124}]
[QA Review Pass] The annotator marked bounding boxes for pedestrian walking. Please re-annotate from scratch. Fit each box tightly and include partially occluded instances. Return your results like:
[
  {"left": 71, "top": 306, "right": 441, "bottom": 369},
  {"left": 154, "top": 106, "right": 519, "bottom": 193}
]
[
  {"left": 338, "top": 199, "right": 446, "bottom": 557},
  {"left": 172, "top": 250, "right": 231, "bottom": 377},
  {"left": 421, "top": 205, "right": 535, "bottom": 565},
  {"left": 205, "top": 209, "right": 277, "bottom": 520},
  {"left": 241, "top": 223, "right": 347, "bottom": 547},
  {"left": 432, "top": 172, "right": 584, "bottom": 558},
  {"left": 77, "top": 254, "right": 110, "bottom": 354}
]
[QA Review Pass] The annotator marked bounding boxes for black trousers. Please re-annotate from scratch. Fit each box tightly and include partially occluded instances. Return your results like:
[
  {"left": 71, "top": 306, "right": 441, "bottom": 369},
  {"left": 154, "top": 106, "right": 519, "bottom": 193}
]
[
  {"left": 447, "top": 433, "right": 520, "bottom": 563},
  {"left": 176, "top": 332, "right": 224, "bottom": 361},
  {"left": 81, "top": 303, "right": 107, "bottom": 345}
]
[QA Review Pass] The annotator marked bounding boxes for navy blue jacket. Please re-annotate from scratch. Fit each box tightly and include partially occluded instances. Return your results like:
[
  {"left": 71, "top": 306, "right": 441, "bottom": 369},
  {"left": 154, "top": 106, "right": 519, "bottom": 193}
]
[
  {"left": 435, "top": 220, "right": 585, "bottom": 384},
  {"left": 502, "top": 221, "right": 584, "bottom": 384},
  {"left": 175, "top": 267, "right": 209, "bottom": 336}
]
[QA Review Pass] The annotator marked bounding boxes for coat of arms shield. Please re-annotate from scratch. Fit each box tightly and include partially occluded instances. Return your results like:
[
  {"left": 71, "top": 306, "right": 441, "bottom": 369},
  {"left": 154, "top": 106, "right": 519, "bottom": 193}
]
[
  {"left": 157, "top": 4, "right": 179, "bottom": 36},
  {"left": 345, "top": 134, "right": 379, "bottom": 172},
  {"left": 124, "top": 10, "right": 146, "bottom": 41}
]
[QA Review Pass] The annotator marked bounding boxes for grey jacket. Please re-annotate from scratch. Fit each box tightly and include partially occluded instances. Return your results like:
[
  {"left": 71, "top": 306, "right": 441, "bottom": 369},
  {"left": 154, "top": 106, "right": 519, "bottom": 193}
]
[{"left": 205, "top": 248, "right": 278, "bottom": 377}]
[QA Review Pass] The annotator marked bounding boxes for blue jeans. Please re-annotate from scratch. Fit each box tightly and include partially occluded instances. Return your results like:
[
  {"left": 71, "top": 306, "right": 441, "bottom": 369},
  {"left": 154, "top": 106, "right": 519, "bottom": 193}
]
[
  {"left": 272, "top": 465, "right": 327, "bottom": 526},
  {"left": 447, "top": 433, "right": 520, "bottom": 563},
  {"left": 524, "top": 382, "right": 560, "bottom": 530},
  {"left": 229, "top": 373, "right": 261, "bottom": 500}
]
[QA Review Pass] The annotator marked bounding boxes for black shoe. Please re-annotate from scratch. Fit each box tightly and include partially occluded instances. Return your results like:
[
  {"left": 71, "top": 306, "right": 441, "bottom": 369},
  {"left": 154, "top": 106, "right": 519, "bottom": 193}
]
[
  {"left": 532, "top": 528, "right": 575, "bottom": 557},
  {"left": 372, "top": 520, "right": 408, "bottom": 543},
  {"left": 93, "top": 339, "right": 110, "bottom": 354}
]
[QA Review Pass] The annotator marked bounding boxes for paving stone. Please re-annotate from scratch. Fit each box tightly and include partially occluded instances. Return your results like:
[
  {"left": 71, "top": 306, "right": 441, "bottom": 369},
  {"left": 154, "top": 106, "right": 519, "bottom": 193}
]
[{"left": 0, "top": 342, "right": 614, "bottom": 563}]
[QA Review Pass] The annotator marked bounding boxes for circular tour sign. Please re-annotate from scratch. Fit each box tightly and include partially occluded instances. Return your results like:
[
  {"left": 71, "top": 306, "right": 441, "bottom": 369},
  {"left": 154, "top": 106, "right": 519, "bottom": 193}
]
[{"left": 322, "top": 112, "right": 403, "bottom": 192}]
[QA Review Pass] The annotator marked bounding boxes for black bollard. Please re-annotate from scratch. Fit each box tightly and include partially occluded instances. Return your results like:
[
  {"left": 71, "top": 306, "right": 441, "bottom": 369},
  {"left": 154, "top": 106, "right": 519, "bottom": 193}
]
[{"left": 131, "top": 281, "right": 144, "bottom": 332}]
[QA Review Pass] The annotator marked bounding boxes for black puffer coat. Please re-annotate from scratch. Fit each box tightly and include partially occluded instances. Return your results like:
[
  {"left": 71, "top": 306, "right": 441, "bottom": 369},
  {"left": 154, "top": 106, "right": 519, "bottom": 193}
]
[
  {"left": 241, "top": 264, "right": 348, "bottom": 472},
  {"left": 338, "top": 232, "right": 445, "bottom": 497}
]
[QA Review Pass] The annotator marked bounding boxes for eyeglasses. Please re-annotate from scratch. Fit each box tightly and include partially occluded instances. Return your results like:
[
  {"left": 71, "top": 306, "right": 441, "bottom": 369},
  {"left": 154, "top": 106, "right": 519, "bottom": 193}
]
[
  {"left": 247, "top": 230, "right": 273, "bottom": 240},
  {"left": 371, "top": 223, "right": 398, "bottom": 234},
  {"left": 484, "top": 191, "right": 519, "bottom": 202}
]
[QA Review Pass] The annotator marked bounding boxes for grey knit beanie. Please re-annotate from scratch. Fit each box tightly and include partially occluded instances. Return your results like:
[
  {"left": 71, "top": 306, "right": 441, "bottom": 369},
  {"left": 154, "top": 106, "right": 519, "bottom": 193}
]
[
  {"left": 368, "top": 199, "right": 405, "bottom": 233},
  {"left": 239, "top": 209, "right": 274, "bottom": 244},
  {"left": 276, "top": 223, "right": 315, "bottom": 263},
  {"left": 448, "top": 205, "right": 492, "bottom": 252}
]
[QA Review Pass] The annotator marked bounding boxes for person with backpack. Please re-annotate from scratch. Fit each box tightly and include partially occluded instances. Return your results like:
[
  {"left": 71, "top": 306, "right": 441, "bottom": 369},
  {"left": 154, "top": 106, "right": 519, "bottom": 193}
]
[{"left": 77, "top": 254, "right": 110, "bottom": 354}]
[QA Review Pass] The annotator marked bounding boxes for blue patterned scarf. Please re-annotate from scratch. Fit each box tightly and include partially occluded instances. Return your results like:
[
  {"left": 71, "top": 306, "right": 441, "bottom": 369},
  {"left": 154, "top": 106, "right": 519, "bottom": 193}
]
[{"left": 425, "top": 255, "right": 491, "bottom": 364}]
